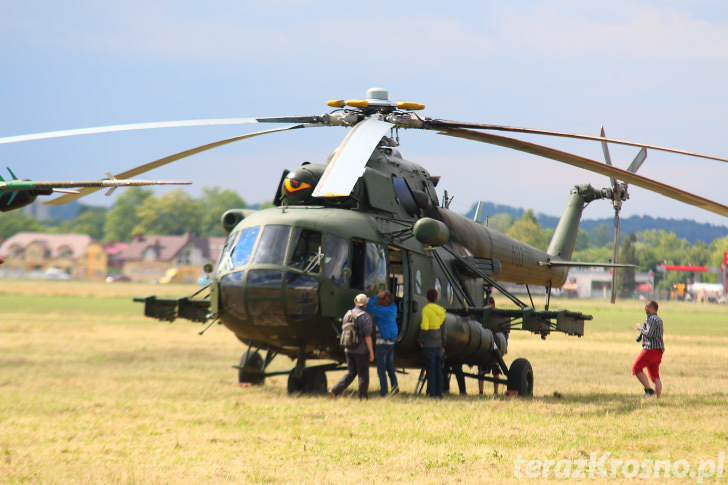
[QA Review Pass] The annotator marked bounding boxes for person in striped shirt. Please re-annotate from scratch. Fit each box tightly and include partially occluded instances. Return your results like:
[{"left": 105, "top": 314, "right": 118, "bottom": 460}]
[{"left": 632, "top": 300, "right": 664, "bottom": 398}]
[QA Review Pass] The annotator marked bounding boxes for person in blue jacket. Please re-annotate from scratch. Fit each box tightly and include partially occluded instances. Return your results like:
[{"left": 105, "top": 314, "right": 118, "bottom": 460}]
[{"left": 367, "top": 290, "right": 399, "bottom": 396}]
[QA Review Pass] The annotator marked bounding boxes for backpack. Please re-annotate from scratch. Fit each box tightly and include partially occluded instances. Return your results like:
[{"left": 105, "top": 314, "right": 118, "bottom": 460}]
[{"left": 339, "top": 310, "right": 362, "bottom": 349}]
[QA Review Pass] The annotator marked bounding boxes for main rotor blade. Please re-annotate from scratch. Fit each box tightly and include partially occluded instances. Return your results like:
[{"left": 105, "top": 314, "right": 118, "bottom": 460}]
[
  {"left": 46, "top": 124, "right": 305, "bottom": 206},
  {"left": 0, "top": 116, "right": 321, "bottom": 144},
  {"left": 428, "top": 119, "right": 728, "bottom": 164},
  {"left": 312, "top": 117, "right": 392, "bottom": 198},
  {"left": 0, "top": 179, "right": 189, "bottom": 191},
  {"left": 439, "top": 128, "right": 728, "bottom": 218}
]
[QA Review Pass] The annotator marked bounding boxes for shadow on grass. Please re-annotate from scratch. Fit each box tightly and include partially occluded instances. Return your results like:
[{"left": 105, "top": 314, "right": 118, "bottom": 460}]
[
  {"left": 307, "top": 388, "right": 728, "bottom": 417},
  {"left": 529, "top": 391, "right": 728, "bottom": 416}
]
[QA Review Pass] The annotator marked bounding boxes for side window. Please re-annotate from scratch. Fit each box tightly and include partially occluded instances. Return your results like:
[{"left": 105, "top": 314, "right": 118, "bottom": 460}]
[
  {"left": 230, "top": 226, "right": 259, "bottom": 268},
  {"left": 323, "top": 234, "right": 349, "bottom": 286},
  {"left": 216, "top": 232, "right": 236, "bottom": 273},
  {"left": 251, "top": 225, "right": 291, "bottom": 265},
  {"left": 392, "top": 175, "right": 418, "bottom": 215},
  {"left": 288, "top": 228, "right": 322, "bottom": 272}
]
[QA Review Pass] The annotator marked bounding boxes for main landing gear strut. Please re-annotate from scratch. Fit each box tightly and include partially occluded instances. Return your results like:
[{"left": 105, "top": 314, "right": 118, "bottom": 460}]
[
  {"left": 236, "top": 344, "right": 341, "bottom": 395},
  {"left": 418, "top": 349, "right": 534, "bottom": 397}
]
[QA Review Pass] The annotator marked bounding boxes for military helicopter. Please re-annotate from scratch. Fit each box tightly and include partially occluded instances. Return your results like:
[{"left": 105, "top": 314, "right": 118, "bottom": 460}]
[
  {"left": 3, "top": 88, "right": 727, "bottom": 396},
  {"left": 0, "top": 167, "right": 189, "bottom": 213}
]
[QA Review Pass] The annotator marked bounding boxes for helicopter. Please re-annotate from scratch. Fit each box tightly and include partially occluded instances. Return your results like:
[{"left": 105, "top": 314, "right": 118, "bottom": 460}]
[
  {"left": 3, "top": 88, "right": 727, "bottom": 396},
  {"left": 0, "top": 167, "right": 189, "bottom": 213}
]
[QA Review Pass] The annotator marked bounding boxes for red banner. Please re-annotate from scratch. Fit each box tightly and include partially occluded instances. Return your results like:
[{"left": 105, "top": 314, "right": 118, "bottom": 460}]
[{"left": 660, "top": 264, "right": 708, "bottom": 272}]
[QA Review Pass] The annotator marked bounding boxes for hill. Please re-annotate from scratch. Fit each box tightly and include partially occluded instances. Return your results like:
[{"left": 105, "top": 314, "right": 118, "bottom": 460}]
[{"left": 464, "top": 201, "right": 728, "bottom": 245}]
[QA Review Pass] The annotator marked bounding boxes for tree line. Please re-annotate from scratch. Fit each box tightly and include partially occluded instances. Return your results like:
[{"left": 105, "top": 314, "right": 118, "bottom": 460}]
[
  {"left": 2, "top": 194, "right": 726, "bottom": 294},
  {"left": 0, "top": 187, "right": 260, "bottom": 242},
  {"left": 496, "top": 209, "right": 728, "bottom": 294}
]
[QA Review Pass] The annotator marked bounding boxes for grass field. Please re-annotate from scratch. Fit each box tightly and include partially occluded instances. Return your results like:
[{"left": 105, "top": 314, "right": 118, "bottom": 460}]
[{"left": 2, "top": 280, "right": 727, "bottom": 483}]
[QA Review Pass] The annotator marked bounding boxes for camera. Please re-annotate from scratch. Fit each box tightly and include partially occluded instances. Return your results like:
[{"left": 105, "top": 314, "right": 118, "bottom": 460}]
[{"left": 636, "top": 334, "right": 642, "bottom": 343}]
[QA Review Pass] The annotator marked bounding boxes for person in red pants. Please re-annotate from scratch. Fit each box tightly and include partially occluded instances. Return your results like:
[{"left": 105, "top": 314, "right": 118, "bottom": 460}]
[{"left": 632, "top": 300, "right": 664, "bottom": 398}]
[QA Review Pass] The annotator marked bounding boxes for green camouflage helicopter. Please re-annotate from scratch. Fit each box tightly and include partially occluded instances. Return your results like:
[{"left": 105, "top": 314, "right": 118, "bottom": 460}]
[{"left": 4, "top": 88, "right": 728, "bottom": 396}]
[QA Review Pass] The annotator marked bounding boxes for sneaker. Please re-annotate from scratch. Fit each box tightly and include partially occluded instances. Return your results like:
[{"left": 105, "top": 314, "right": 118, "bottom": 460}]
[
  {"left": 328, "top": 390, "right": 337, "bottom": 399},
  {"left": 642, "top": 388, "right": 655, "bottom": 398}
]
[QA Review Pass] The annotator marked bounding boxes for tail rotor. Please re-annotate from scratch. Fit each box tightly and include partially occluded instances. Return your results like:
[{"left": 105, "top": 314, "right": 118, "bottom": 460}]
[{"left": 600, "top": 127, "right": 647, "bottom": 303}]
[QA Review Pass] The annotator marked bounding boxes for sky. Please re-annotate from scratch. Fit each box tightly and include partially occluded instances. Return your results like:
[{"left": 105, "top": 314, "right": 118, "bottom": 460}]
[{"left": 1, "top": 1, "right": 727, "bottom": 226}]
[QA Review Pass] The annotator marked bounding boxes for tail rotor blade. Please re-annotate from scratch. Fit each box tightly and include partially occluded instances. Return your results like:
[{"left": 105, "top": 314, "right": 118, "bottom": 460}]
[
  {"left": 626, "top": 147, "right": 648, "bottom": 174},
  {"left": 600, "top": 126, "right": 617, "bottom": 188},
  {"left": 611, "top": 210, "right": 620, "bottom": 304}
]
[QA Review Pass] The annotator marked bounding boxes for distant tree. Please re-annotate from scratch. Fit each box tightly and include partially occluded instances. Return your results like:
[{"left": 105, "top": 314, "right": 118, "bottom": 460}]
[
  {"left": 709, "top": 235, "right": 728, "bottom": 267},
  {"left": 506, "top": 209, "right": 547, "bottom": 251},
  {"left": 103, "top": 187, "right": 153, "bottom": 242},
  {"left": 634, "top": 229, "right": 709, "bottom": 272},
  {"left": 258, "top": 201, "right": 275, "bottom": 210},
  {"left": 616, "top": 233, "right": 637, "bottom": 297},
  {"left": 543, "top": 227, "right": 555, "bottom": 247},
  {"left": 589, "top": 222, "right": 612, "bottom": 248},
  {"left": 58, "top": 205, "right": 107, "bottom": 240},
  {"left": 0, "top": 211, "right": 44, "bottom": 239},
  {"left": 571, "top": 245, "right": 613, "bottom": 264},
  {"left": 199, "top": 187, "right": 247, "bottom": 237},
  {"left": 574, "top": 229, "right": 591, "bottom": 252},
  {"left": 133, "top": 190, "right": 203, "bottom": 236},
  {"left": 485, "top": 213, "right": 514, "bottom": 233}
]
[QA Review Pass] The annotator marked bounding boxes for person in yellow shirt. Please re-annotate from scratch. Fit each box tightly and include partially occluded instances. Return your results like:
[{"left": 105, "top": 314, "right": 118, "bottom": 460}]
[{"left": 418, "top": 288, "right": 447, "bottom": 397}]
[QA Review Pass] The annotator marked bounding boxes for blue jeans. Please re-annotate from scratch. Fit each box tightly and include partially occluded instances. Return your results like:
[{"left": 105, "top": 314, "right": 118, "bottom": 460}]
[
  {"left": 422, "top": 347, "right": 443, "bottom": 397},
  {"left": 375, "top": 343, "right": 398, "bottom": 396}
]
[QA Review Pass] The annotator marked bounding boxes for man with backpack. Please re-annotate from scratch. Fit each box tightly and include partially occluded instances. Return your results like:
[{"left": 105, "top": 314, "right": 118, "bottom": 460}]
[{"left": 329, "top": 294, "right": 374, "bottom": 399}]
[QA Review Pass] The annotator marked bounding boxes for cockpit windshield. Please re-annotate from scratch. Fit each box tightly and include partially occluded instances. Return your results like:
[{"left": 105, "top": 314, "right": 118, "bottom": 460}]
[
  {"left": 220, "top": 225, "right": 356, "bottom": 288},
  {"left": 251, "top": 225, "right": 290, "bottom": 265},
  {"left": 230, "top": 226, "right": 260, "bottom": 268}
]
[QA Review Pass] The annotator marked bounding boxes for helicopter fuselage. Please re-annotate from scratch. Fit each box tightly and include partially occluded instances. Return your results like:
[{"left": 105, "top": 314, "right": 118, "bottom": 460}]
[{"left": 210, "top": 203, "right": 569, "bottom": 368}]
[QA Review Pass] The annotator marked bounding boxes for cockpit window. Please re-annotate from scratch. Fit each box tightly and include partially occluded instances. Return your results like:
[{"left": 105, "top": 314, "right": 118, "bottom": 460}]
[
  {"left": 230, "top": 226, "right": 260, "bottom": 268},
  {"left": 289, "top": 228, "right": 322, "bottom": 272},
  {"left": 251, "top": 225, "right": 290, "bottom": 265},
  {"left": 323, "top": 234, "right": 349, "bottom": 285}
]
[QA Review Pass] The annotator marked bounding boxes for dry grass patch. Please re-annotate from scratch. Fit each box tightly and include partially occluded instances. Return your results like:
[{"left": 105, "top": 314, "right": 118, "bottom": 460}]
[{"left": 1, "top": 280, "right": 727, "bottom": 483}]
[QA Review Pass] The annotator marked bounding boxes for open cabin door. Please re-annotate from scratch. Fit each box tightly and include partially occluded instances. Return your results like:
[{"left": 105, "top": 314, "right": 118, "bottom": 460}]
[
  {"left": 391, "top": 248, "right": 434, "bottom": 346},
  {"left": 387, "top": 246, "right": 408, "bottom": 340}
]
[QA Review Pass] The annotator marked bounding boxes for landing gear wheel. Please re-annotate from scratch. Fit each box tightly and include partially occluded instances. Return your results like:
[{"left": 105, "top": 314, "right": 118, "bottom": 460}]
[
  {"left": 287, "top": 371, "right": 305, "bottom": 394},
  {"left": 507, "top": 358, "right": 534, "bottom": 397},
  {"left": 238, "top": 351, "right": 265, "bottom": 384},
  {"left": 303, "top": 368, "right": 328, "bottom": 394}
]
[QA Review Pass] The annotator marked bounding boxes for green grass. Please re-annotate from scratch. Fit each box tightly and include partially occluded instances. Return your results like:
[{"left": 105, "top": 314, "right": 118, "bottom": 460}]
[{"left": 1, "top": 281, "right": 728, "bottom": 483}]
